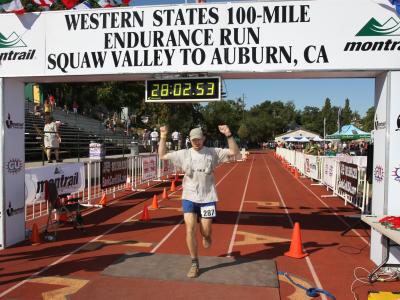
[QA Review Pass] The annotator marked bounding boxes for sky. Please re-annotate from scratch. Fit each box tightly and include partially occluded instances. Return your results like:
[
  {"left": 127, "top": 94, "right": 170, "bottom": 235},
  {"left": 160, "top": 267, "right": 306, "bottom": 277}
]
[{"left": 133, "top": 0, "right": 375, "bottom": 116}]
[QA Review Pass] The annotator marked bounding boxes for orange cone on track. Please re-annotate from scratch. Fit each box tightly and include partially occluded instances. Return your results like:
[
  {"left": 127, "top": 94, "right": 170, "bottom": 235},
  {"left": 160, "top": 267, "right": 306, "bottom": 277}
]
[
  {"left": 294, "top": 169, "right": 300, "bottom": 179},
  {"left": 170, "top": 180, "right": 176, "bottom": 192},
  {"left": 99, "top": 192, "right": 107, "bottom": 207},
  {"left": 30, "top": 223, "right": 41, "bottom": 245},
  {"left": 140, "top": 205, "right": 150, "bottom": 222},
  {"left": 162, "top": 188, "right": 168, "bottom": 200},
  {"left": 285, "top": 222, "right": 308, "bottom": 259},
  {"left": 151, "top": 194, "right": 159, "bottom": 209}
]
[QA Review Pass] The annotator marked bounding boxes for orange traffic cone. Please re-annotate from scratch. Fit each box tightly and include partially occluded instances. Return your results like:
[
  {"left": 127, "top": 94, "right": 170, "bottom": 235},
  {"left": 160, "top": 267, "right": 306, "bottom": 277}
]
[
  {"left": 99, "top": 192, "right": 107, "bottom": 207},
  {"left": 170, "top": 180, "right": 176, "bottom": 192},
  {"left": 30, "top": 223, "right": 41, "bottom": 245},
  {"left": 284, "top": 222, "right": 308, "bottom": 259},
  {"left": 294, "top": 169, "right": 300, "bottom": 179},
  {"left": 140, "top": 205, "right": 150, "bottom": 222},
  {"left": 162, "top": 187, "right": 168, "bottom": 200},
  {"left": 151, "top": 194, "right": 159, "bottom": 209}
]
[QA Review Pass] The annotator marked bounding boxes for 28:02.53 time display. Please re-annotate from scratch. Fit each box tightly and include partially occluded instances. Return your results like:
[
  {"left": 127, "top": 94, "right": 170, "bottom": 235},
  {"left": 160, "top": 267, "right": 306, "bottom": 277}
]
[{"left": 145, "top": 77, "right": 220, "bottom": 102}]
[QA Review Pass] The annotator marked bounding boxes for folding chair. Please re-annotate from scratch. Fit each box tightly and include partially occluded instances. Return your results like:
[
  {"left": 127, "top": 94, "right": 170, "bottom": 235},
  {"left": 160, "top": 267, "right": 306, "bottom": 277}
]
[{"left": 44, "top": 182, "right": 85, "bottom": 241}]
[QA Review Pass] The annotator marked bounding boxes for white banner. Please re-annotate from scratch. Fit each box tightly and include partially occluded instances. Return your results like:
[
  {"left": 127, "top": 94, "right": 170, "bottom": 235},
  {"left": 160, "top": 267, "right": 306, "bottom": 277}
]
[
  {"left": 142, "top": 155, "right": 157, "bottom": 181},
  {"left": 1, "top": 79, "right": 25, "bottom": 248},
  {"left": 25, "top": 163, "right": 85, "bottom": 204},
  {"left": 321, "top": 157, "right": 337, "bottom": 189},
  {"left": 304, "top": 154, "right": 318, "bottom": 179},
  {"left": 0, "top": 0, "right": 400, "bottom": 77}
]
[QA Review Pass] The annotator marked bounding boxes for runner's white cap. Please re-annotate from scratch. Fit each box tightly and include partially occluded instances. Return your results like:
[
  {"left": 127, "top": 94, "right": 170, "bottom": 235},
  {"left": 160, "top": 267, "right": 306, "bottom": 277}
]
[{"left": 190, "top": 128, "right": 204, "bottom": 140}]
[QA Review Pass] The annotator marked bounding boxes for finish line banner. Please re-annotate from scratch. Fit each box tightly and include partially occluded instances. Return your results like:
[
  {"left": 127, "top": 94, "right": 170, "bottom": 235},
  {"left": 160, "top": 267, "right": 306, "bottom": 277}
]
[{"left": 1, "top": 0, "right": 400, "bottom": 77}]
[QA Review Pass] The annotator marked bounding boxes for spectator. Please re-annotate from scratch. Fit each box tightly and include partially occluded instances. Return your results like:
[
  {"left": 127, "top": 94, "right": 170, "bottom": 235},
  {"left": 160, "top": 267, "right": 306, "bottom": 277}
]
[
  {"left": 63, "top": 104, "right": 69, "bottom": 114},
  {"left": 172, "top": 130, "right": 180, "bottom": 150},
  {"left": 34, "top": 103, "right": 42, "bottom": 117},
  {"left": 72, "top": 101, "right": 79, "bottom": 114},
  {"left": 44, "top": 99, "right": 52, "bottom": 115},
  {"left": 49, "top": 95, "right": 56, "bottom": 109},
  {"left": 43, "top": 115, "right": 62, "bottom": 163},
  {"left": 150, "top": 128, "right": 159, "bottom": 153}
]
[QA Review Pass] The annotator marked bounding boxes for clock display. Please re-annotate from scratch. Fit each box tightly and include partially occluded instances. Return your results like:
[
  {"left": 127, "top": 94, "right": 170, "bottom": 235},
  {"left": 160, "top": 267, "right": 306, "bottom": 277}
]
[{"left": 145, "top": 77, "right": 221, "bottom": 102}]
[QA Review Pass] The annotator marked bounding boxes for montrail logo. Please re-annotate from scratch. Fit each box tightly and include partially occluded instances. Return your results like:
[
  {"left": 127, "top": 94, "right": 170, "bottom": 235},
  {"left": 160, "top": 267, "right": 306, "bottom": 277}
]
[
  {"left": 0, "top": 32, "right": 36, "bottom": 62},
  {"left": 374, "top": 114, "right": 386, "bottom": 130},
  {"left": 344, "top": 17, "right": 400, "bottom": 52},
  {"left": 6, "top": 202, "right": 24, "bottom": 217},
  {"left": 0, "top": 32, "right": 27, "bottom": 48},
  {"left": 356, "top": 17, "right": 400, "bottom": 36},
  {"left": 5, "top": 113, "right": 24, "bottom": 129}
]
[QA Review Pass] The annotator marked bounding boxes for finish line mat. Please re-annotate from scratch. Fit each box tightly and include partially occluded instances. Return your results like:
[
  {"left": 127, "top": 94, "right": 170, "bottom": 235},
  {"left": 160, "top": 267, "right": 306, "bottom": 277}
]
[{"left": 103, "top": 252, "right": 278, "bottom": 287}]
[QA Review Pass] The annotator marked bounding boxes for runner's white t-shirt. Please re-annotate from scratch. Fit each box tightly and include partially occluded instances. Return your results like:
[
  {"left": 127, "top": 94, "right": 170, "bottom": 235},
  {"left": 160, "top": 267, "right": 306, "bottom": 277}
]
[{"left": 165, "top": 147, "right": 231, "bottom": 203}]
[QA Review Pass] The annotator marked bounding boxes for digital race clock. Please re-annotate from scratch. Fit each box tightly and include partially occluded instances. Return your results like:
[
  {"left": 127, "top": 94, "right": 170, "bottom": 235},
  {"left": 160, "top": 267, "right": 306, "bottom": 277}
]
[{"left": 145, "top": 77, "right": 221, "bottom": 103}]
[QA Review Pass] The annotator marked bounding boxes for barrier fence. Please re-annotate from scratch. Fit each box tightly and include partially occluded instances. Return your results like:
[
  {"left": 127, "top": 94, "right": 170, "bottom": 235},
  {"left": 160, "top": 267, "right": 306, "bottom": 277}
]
[
  {"left": 25, "top": 154, "right": 176, "bottom": 222},
  {"left": 276, "top": 148, "right": 370, "bottom": 214}
]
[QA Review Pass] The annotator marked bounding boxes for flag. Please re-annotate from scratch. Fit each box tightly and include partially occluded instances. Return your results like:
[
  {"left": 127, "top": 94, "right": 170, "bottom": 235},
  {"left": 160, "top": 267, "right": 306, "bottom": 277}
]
[
  {"left": 32, "top": 0, "right": 54, "bottom": 8},
  {"left": 62, "top": 0, "right": 78, "bottom": 9},
  {"left": 196, "top": 0, "right": 206, "bottom": 3},
  {"left": 97, "top": 0, "right": 115, "bottom": 8},
  {"left": 0, "top": 0, "right": 25, "bottom": 14},
  {"left": 72, "top": 0, "right": 91, "bottom": 9},
  {"left": 389, "top": 0, "right": 400, "bottom": 14}
]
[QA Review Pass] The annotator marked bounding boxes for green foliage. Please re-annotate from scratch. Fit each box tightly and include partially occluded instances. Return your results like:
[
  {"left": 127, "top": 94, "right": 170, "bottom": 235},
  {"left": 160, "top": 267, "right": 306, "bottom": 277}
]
[{"left": 361, "top": 106, "right": 375, "bottom": 132}]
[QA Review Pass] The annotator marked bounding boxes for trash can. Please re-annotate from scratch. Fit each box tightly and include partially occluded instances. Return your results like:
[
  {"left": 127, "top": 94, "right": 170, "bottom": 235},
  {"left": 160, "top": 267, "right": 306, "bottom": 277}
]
[
  {"left": 130, "top": 141, "right": 139, "bottom": 156},
  {"left": 89, "top": 141, "right": 105, "bottom": 160}
]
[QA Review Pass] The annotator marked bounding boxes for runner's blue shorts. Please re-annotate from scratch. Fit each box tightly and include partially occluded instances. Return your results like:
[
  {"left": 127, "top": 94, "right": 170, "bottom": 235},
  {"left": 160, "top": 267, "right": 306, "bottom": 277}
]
[{"left": 182, "top": 199, "right": 217, "bottom": 219}]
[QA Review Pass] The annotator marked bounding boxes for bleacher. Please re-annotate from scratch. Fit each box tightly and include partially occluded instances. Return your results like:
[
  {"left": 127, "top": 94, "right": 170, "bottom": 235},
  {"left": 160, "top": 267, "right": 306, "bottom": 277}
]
[{"left": 25, "top": 102, "right": 134, "bottom": 162}]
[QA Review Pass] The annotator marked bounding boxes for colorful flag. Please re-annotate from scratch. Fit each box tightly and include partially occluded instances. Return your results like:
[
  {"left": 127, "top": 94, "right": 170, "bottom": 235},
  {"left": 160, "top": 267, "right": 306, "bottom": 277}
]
[
  {"left": 97, "top": 0, "right": 115, "bottom": 8},
  {"left": 0, "top": 0, "right": 25, "bottom": 14},
  {"left": 32, "top": 0, "right": 54, "bottom": 8},
  {"left": 62, "top": 0, "right": 78, "bottom": 9},
  {"left": 389, "top": 0, "right": 400, "bottom": 14},
  {"left": 72, "top": 0, "right": 91, "bottom": 9}
]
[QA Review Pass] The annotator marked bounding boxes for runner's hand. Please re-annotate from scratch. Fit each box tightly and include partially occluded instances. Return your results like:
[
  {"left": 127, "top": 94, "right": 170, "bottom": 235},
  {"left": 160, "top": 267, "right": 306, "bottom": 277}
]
[
  {"left": 218, "top": 125, "right": 231, "bottom": 137},
  {"left": 160, "top": 126, "right": 168, "bottom": 138}
]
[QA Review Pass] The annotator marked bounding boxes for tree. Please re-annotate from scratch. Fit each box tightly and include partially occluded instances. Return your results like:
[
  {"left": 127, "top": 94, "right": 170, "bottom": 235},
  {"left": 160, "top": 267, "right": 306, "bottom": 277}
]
[
  {"left": 341, "top": 98, "right": 353, "bottom": 125},
  {"left": 361, "top": 106, "right": 375, "bottom": 132}
]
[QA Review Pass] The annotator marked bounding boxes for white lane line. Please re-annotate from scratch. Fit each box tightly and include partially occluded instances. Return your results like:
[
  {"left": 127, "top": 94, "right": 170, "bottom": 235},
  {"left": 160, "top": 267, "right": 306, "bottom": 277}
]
[
  {"left": 0, "top": 183, "right": 179, "bottom": 298},
  {"left": 276, "top": 157, "right": 370, "bottom": 246},
  {"left": 262, "top": 155, "right": 327, "bottom": 300},
  {"left": 226, "top": 158, "right": 254, "bottom": 257},
  {"left": 151, "top": 163, "right": 240, "bottom": 253}
]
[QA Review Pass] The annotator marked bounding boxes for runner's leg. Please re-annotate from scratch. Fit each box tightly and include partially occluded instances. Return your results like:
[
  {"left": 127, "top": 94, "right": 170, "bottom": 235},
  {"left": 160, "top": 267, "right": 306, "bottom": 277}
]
[
  {"left": 200, "top": 218, "right": 212, "bottom": 248},
  {"left": 184, "top": 212, "right": 199, "bottom": 277}
]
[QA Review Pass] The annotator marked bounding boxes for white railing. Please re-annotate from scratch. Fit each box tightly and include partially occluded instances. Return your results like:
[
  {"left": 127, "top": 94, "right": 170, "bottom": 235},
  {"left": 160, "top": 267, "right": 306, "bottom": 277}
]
[
  {"left": 25, "top": 154, "right": 175, "bottom": 221},
  {"left": 276, "top": 148, "right": 370, "bottom": 213}
]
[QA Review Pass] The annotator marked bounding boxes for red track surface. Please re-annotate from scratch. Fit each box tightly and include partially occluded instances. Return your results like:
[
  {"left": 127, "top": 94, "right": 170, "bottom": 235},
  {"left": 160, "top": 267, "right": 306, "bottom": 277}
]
[{"left": 0, "top": 151, "right": 398, "bottom": 299}]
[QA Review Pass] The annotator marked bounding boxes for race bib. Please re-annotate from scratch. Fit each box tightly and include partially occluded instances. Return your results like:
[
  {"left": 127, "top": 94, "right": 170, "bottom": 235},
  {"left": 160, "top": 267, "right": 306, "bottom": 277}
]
[{"left": 200, "top": 205, "right": 216, "bottom": 218}]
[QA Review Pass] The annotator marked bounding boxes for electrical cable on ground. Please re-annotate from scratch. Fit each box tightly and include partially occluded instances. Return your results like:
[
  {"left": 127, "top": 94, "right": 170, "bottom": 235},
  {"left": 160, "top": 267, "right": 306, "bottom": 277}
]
[{"left": 278, "top": 271, "right": 336, "bottom": 299}]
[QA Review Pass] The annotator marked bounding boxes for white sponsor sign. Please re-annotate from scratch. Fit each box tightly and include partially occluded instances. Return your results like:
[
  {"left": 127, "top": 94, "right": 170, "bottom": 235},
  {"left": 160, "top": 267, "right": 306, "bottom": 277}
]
[
  {"left": 1, "top": 79, "right": 25, "bottom": 247},
  {"left": 0, "top": 0, "right": 400, "bottom": 78},
  {"left": 321, "top": 157, "right": 337, "bottom": 189},
  {"left": 25, "top": 163, "right": 85, "bottom": 204},
  {"left": 142, "top": 155, "right": 157, "bottom": 181},
  {"left": 304, "top": 154, "right": 318, "bottom": 180}
]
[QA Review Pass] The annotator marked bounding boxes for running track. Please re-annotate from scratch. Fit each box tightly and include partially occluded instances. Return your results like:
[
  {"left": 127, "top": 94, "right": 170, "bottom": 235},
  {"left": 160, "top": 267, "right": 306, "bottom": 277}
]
[{"left": 0, "top": 151, "right": 398, "bottom": 299}]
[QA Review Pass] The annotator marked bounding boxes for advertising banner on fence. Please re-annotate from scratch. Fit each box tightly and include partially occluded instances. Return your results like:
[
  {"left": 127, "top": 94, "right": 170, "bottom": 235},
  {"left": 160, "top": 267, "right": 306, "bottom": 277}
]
[
  {"left": 321, "top": 157, "right": 337, "bottom": 190},
  {"left": 25, "top": 163, "right": 85, "bottom": 204},
  {"left": 101, "top": 157, "right": 128, "bottom": 189},
  {"left": 338, "top": 162, "right": 358, "bottom": 198},
  {"left": 142, "top": 155, "right": 157, "bottom": 181},
  {"left": 304, "top": 154, "right": 318, "bottom": 180}
]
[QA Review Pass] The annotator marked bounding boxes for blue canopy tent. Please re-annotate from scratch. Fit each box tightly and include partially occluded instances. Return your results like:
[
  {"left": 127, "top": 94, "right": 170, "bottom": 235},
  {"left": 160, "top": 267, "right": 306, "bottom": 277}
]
[{"left": 326, "top": 125, "right": 371, "bottom": 140}]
